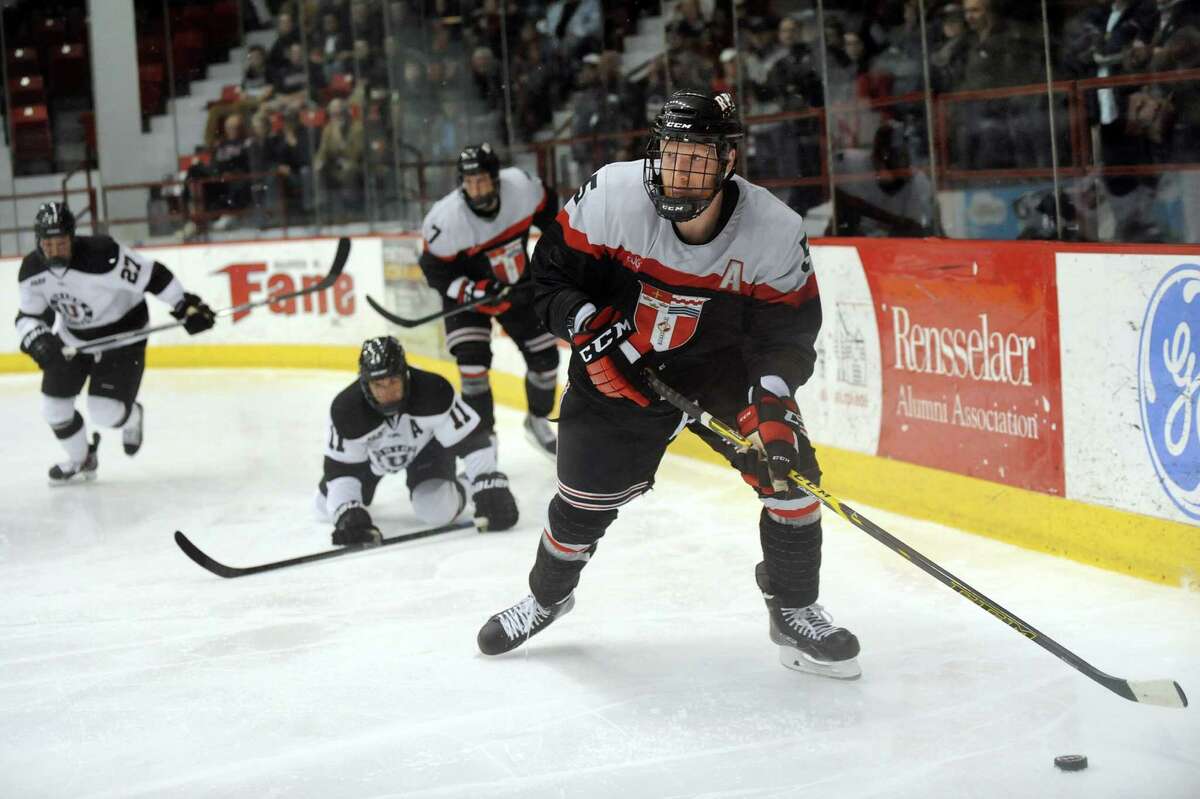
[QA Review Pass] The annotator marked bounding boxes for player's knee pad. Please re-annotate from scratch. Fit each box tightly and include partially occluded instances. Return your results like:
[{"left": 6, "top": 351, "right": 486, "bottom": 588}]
[
  {"left": 411, "top": 478, "right": 467, "bottom": 527},
  {"left": 87, "top": 395, "right": 130, "bottom": 428},
  {"left": 41, "top": 394, "right": 77, "bottom": 429},
  {"left": 452, "top": 341, "right": 493, "bottom": 396}
]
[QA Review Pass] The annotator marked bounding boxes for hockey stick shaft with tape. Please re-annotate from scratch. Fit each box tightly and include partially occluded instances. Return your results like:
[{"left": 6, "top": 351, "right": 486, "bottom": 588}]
[
  {"left": 645, "top": 370, "right": 1187, "bottom": 709},
  {"left": 65, "top": 237, "right": 352, "bottom": 356}
]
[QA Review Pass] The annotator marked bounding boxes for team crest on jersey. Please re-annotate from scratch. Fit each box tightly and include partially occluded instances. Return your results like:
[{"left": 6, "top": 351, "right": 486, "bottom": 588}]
[
  {"left": 633, "top": 283, "right": 709, "bottom": 352},
  {"left": 49, "top": 292, "right": 94, "bottom": 324},
  {"left": 486, "top": 239, "right": 526, "bottom": 284}
]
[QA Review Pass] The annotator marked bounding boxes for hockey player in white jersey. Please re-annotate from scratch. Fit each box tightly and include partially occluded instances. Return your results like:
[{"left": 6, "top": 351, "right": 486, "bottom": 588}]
[
  {"left": 477, "top": 91, "right": 861, "bottom": 678},
  {"left": 316, "top": 336, "right": 519, "bottom": 544},
  {"left": 15, "top": 202, "right": 216, "bottom": 485},
  {"left": 418, "top": 144, "right": 561, "bottom": 458}
]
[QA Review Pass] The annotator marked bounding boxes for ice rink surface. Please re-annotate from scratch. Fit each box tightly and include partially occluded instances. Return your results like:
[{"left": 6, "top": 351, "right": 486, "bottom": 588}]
[{"left": 1, "top": 369, "right": 1197, "bottom": 799}]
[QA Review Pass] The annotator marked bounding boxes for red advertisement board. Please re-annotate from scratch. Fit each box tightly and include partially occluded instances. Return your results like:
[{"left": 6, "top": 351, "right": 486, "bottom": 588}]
[{"left": 856, "top": 240, "right": 1065, "bottom": 495}]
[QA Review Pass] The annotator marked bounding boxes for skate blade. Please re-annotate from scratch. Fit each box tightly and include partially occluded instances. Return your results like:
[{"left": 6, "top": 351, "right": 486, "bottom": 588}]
[
  {"left": 778, "top": 646, "right": 862, "bottom": 680},
  {"left": 48, "top": 471, "right": 98, "bottom": 488}
]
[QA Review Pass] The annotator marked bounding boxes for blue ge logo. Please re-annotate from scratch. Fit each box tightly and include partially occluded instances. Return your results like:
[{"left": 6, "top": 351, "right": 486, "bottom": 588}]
[{"left": 1138, "top": 264, "right": 1200, "bottom": 520}]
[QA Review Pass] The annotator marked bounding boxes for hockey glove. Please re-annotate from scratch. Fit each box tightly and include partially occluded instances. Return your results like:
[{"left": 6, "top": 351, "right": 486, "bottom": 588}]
[
  {"left": 472, "top": 471, "right": 519, "bottom": 532},
  {"left": 447, "top": 276, "right": 511, "bottom": 315},
  {"left": 569, "top": 305, "right": 651, "bottom": 407},
  {"left": 331, "top": 504, "right": 383, "bottom": 546},
  {"left": 22, "top": 329, "right": 64, "bottom": 370},
  {"left": 171, "top": 292, "right": 217, "bottom": 335},
  {"left": 736, "top": 386, "right": 818, "bottom": 494}
]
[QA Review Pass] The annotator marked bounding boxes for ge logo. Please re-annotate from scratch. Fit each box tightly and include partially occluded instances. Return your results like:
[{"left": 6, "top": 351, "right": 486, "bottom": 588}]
[
  {"left": 49, "top": 292, "right": 94, "bottom": 324},
  {"left": 1138, "top": 264, "right": 1200, "bottom": 520}
]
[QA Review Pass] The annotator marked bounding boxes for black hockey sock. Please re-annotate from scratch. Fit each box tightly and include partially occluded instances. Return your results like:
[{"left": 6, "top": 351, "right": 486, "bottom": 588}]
[
  {"left": 525, "top": 370, "right": 557, "bottom": 418},
  {"left": 528, "top": 495, "right": 613, "bottom": 605},
  {"left": 461, "top": 389, "right": 495, "bottom": 433},
  {"left": 759, "top": 508, "right": 822, "bottom": 607}
]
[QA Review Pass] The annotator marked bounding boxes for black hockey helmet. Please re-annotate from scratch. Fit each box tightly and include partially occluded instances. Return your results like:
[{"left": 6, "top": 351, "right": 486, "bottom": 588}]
[
  {"left": 358, "top": 335, "right": 410, "bottom": 417},
  {"left": 643, "top": 90, "right": 744, "bottom": 222},
  {"left": 34, "top": 201, "right": 77, "bottom": 271},
  {"left": 458, "top": 143, "right": 501, "bottom": 215}
]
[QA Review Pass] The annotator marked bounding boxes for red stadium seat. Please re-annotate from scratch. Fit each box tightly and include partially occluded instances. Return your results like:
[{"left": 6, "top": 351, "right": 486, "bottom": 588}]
[
  {"left": 138, "top": 35, "right": 165, "bottom": 65},
  {"left": 49, "top": 43, "right": 90, "bottom": 98},
  {"left": 7, "top": 47, "right": 39, "bottom": 77},
  {"left": 139, "top": 64, "right": 166, "bottom": 117},
  {"left": 220, "top": 84, "right": 241, "bottom": 103},
  {"left": 322, "top": 73, "right": 354, "bottom": 103},
  {"left": 9, "top": 74, "right": 46, "bottom": 106},
  {"left": 171, "top": 30, "right": 206, "bottom": 83},
  {"left": 179, "top": 151, "right": 212, "bottom": 172},
  {"left": 209, "top": 1, "right": 241, "bottom": 51},
  {"left": 11, "top": 104, "right": 54, "bottom": 164}
]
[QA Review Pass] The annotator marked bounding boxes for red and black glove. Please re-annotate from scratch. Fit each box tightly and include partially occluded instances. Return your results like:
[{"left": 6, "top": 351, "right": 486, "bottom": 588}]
[
  {"left": 736, "top": 385, "right": 817, "bottom": 494},
  {"left": 447, "top": 276, "right": 511, "bottom": 315},
  {"left": 569, "top": 305, "right": 651, "bottom": 407}
]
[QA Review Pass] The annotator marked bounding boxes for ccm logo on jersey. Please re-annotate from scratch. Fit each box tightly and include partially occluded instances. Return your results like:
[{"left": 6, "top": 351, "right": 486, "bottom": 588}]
[
  {"left": 577, "top": 317, "right": 634, "bottom": 363},
  {"left": 218, "top": 262, "right": 354, "bottom": 322}
]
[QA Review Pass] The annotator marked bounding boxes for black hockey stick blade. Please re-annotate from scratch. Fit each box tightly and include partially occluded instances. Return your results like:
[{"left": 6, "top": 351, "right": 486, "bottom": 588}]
[
  {"left": 174, "top": 518, "right": 474, "bottom": 579},
  {"left": 644, "top": 370, "right": 1189, "bottom": 709},
  {"left": 366, "top": 284, "right": 532, "bottom": 328}
]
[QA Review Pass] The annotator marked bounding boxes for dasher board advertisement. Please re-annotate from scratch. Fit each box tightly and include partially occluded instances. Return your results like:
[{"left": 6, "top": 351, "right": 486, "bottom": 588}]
[{"left": 858, "top": 240, "right": 1066, "bottom": 495}]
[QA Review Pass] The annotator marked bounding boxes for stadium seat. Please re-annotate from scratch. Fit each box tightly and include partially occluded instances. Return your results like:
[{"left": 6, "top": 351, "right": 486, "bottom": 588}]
[
  {"left": 7, "top": 47, "right": 39, "bottom": 77},
  {"left": 139, "top": 63, "right": 165, "bottom": 116},
  {"left": 9, "top": 74, "right": 46, "bottom": 106},
  {"left": 322, "top": 73, "right": 354, "bottom": 104},
  {"left": 209, "top": 1, "right": 241, "bottom": 51},
  {"left": 299, "top": 108, "right": 327, "bottom": 128},
  {"left": 49, "top": 43, "right": 90, "bottom": 99},
  {"left": 171, "top": 29, "right": 206, "bottom": 83},
  {"left": 12, "top": 104, "right": 54, "bottom": 164},
  {"left": 138, "top": 35, "right": 165, "bottom": 65}
]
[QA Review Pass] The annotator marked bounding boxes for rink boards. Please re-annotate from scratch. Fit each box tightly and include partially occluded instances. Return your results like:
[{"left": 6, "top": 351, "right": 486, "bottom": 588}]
[{"left": 2, "top": 233, "right": 1197, "bottom": 586}]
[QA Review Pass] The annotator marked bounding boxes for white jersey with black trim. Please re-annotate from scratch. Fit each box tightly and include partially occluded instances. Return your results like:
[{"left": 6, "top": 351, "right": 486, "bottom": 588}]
[
  {"left": 15, "top": 235, "right": 184, "bottom": 354},
  {"left": 561, "top": 160, "right": 815, "bottom": 304},
  {"left": 321, "top": 370, "right": 497, "bottom": 513},
  {"left": 421, "top": 166, "right": 549, "bottom": 276}
]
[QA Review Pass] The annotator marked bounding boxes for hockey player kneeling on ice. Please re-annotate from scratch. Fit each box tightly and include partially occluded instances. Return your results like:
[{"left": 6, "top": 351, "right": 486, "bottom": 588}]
[
  {"left": 315, "top": 336, "right": 519, "bottom": 545},
  {"left": 417, "top": 143, "right": 561, "bottom": 459},
  {"left": 15, "top": 202, "right": 216, "bottom": 486},
  {"left": 477, "top": 91, "right": 860, "bottom": 679}
]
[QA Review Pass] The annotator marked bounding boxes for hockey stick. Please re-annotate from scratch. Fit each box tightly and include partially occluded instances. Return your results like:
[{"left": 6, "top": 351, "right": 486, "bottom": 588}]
[
  {"left": 64, "top": 237, "right": 352, "bottom": 357},
  {"left": 645, "top": 370, "right": 1188, "bottom": 709},
  {"left": 365, "top": 283, "right": 532, "bottom": 328},
  {"left": 174, "top": 517, "right": 474, "bottom": 578}
]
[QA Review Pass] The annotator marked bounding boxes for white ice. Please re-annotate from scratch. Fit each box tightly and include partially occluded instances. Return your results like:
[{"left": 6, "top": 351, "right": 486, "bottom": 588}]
[{"left": 1, "top": 369, "right": 1197, "bottom": 799}]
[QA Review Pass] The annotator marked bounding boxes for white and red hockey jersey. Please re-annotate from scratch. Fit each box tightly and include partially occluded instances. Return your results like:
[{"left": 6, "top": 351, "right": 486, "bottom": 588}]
[
  {"left": 532, "top": 160, "right": 821, "bottom": 404},
  {"left": 418, "top": 167, "right": 558, "bottom": 294}
]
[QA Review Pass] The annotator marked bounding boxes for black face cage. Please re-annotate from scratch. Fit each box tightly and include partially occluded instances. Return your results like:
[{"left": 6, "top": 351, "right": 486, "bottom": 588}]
[{"left": 643, "top": 135, "right": 733, "bottom": 223}]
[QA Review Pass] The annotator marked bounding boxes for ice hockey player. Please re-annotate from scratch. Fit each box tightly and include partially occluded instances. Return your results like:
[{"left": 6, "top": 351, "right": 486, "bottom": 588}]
[
  {"left": 476, "top": 91, "right": 861, "bottom": 679},
  {"left": 15, "top": 202, "right": 216, "bottom": 485},
  {"left": 418, "top": 143, "right": 561, "bottom": 458},
  {"left": 315, "top": 336, "right": 520, "bottom": 545}
]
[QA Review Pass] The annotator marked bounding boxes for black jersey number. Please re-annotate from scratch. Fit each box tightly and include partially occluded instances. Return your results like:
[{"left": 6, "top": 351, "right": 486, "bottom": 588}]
[
  {"left": 427, "top": 224, "right": 442, "bottom": 244},
  {"left": 120, "top": 254, "right": 142, "bottom": 284},
  {"left": 328, "top": 425, "right": 345, "bottom": 452},
  {"left": 572, "top": 172, "right": 599, "bottom": 205},
  {"left": 448, "top": 401, "right": 471, "bottom": 430}
]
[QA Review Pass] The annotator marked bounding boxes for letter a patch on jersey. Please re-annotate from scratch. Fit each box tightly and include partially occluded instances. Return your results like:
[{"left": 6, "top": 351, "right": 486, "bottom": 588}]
[{"left": 632, "top": 283, "right": 709, "bottom": 352}]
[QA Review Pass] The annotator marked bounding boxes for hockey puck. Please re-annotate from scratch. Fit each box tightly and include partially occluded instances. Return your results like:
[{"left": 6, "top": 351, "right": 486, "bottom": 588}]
[{"left": 1054, "top": 755, "right": 1088, "bottom": 772}]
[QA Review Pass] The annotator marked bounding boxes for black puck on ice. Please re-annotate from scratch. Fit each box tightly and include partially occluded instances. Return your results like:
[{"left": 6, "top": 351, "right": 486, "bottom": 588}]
[{"left": 1054, "top": 755, "right": 1088, "bottom": 771}]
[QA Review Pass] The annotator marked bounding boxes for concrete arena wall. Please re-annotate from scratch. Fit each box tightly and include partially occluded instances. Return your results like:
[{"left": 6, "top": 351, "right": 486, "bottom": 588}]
[{"left": 2, "top": 233, "right": 1196, "bottom": 588}]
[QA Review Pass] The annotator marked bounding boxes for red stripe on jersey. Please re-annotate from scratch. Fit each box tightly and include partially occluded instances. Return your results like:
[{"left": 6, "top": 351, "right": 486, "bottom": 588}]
[
  {"left": 559, "top": 208, "right": 818, "bottom": 308},
  {"left": 558, "top": 208, "right": 605, "bottom": 258},
  {"left": 765, "top": 499, "right": 821, "bottom": 518}
]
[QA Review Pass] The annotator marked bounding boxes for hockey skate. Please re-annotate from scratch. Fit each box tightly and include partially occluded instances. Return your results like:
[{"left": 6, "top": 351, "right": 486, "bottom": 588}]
[
  {"left": 756, "top": 562, "right": 861, "bottom": 680},
  {"left": 48, "top": 433, "right": 100, "bottom": 486},
  {"left": 122, "top": 402, "right": 144, "bottom": 456},
  {"left": 523, "top": 414, "right": 557, "bottom": 458},
  {"left": 478, "top": 592, "right": 574, "bottom": 655}
]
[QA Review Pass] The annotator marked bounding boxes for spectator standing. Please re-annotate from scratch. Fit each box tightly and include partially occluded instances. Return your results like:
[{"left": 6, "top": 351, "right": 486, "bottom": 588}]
[{"left": 314, "top": 98, "right": 365, "bottom": 221}]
